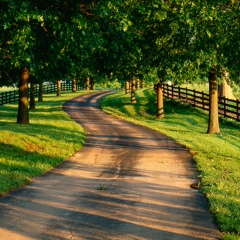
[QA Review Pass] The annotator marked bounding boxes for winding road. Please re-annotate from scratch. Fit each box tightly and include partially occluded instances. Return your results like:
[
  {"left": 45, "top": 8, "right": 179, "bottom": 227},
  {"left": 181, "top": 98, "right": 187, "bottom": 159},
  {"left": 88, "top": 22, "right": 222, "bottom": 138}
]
[{"left": 0, "top": 91, "right": 222, "bottom": 239}]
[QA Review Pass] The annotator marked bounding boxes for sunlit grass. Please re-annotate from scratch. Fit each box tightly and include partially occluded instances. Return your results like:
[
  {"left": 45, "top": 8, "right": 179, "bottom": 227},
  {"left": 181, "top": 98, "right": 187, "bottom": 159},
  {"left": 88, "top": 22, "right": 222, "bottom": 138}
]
[
  {"left": 100, "top": 88, "right": 240, "bottom": 239},
  {"left": 0, "top": 86, "right": 17, "bottom": 93},
  {"left": 180, "top": 82, "right": 240, "bottom": 99},
  {"left": 0, "top": 91, "right": 94, "bottom": 196},
  {"left": 180, "top": 82, "right": 209, "bottom": 93}
]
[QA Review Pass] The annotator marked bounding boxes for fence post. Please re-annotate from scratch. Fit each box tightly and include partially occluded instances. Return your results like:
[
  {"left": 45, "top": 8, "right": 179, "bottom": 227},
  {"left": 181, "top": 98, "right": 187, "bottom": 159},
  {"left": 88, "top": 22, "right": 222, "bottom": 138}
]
[
  {"left": 193, "top": 89, "right": 196, "bottom": 105},
  {"left": 171, "top": 85, "right": 174, "bottom": 99},
  {"left": 202, "top": 91, "right": 205, "bottom": 109},
  {"left": 237, "top": 99, "right": 240, "bottom": 121},
  {"left": 35, "top": 85, "right": 38, "bottom": 96},
  {"left": 185, "top": 88, "right": 188, "bottom": 102},
  {"left": 9, "top": 91, "right": 12, "bottom": 103},
  {"left": 223, "top": 97, "right": 227, "bottom": 117},
  {"left": 178, "top": 86, "right": 181, "bottom": 99},
  {"left": 163, "top": 84, "right": 167, "bottom": 97},
  {"left": 5, "top": 92, "right": 8, "bottom": 104}
]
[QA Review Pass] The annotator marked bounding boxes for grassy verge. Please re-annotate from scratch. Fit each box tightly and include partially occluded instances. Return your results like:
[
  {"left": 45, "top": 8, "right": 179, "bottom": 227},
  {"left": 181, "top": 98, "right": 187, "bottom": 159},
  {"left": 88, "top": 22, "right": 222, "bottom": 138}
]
[
  {"left": 100, "top": 89, "right": 240, "bottom": 240},
  {"left": 0, "top": 91, "right": 93, "bottom": 196}
]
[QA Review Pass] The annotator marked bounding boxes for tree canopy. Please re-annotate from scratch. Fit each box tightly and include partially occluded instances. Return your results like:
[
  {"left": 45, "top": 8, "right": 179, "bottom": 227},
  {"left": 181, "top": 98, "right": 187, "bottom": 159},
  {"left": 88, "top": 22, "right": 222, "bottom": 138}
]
[{"left": 0, "top": 0, "right": 239, "bottom": 86}]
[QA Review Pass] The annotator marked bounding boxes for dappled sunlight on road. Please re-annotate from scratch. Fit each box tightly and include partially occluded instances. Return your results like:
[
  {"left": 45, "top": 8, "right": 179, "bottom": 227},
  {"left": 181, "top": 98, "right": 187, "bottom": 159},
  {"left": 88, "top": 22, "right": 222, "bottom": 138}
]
[{"left": 0, "top": 156, "right": 221, "bottom": 240}]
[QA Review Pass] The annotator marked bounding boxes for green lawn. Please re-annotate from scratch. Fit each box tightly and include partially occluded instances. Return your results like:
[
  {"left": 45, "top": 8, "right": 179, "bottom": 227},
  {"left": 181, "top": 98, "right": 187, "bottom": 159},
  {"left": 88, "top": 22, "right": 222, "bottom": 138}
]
[
  {"left": 0, "top": 87, "right": 239, "bottom": 239},
  {"left": 0, "top": 91, "right": 91, "bottom": 196},
  {"left": 100, "top": 89, "right": 240, "bottom": 240},
  {"left": 180, "top": 82, "right": 240, "bottom": 99},
  {"left": 0, "top": 86, "right": 17, "bottom": 93}
]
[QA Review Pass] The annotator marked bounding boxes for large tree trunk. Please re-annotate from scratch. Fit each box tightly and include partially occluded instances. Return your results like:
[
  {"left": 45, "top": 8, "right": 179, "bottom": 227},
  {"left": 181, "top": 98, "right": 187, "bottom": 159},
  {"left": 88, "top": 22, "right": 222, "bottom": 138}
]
[
  {"left": 91, "top": 79, "right": 95, "bottom": 90},
  {"left": 218, "top": 69, "right": 236, "bottom": 100},
  {"left": 125, "top": 81, "right": 130, "bottom": 94},
  {"left": 131, "top": 76, "right": 137, "bottom": 104},
  {"left": 57, "top": 80, "right": 61, "bottom": 96},
  {"left": 207, "top": 69, "right": 220, "bottom": 134},
  {"left": 86, "top": 77, "right": 90, "bottom": 90},
  {"left": 156, "top": 79, "right": 164, "bottom": 119},
  {"left": 29, "top": 82, "right": 35, "bottom": 110},
  {"left": 17, "top": 67, "right": 29, "bottom": 124},
  {"left": 72, "top": 77, "right": 77, "bottom": 92},
  {"left": 38, "top": 83, "right": 43, "bottom": 102}
]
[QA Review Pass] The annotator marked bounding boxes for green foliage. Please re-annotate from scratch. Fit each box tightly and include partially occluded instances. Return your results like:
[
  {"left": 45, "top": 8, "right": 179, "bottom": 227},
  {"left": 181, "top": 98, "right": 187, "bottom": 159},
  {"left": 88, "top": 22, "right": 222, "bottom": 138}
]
[
  {"left": 180, "top": 0, "right": 240, "bottom": 79},
  {"left": 0, "top": 91, "right": 88, "bottom": 196},
  {"left": 1, "top": 1, "right": 239, "bottom": 87},
  {"left": 0, "top": 1, "right": 103, "bottom": 86},
  {"left": 95, "top": 0, "right": 240, "bottom": 84},
  {"left": 96, "top": 79, "right": 123, "bottom": 90},
  {"left": 100, "top": 88, "right": 240, "bottom": 238},
  {"left": 97, "top": 184, "right": 108, "bottom": 191}
]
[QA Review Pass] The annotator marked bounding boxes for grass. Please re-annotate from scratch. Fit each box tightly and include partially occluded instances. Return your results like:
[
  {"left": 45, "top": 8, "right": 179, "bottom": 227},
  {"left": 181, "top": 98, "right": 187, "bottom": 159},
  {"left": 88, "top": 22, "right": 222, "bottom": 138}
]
[
  {"left": 180, "top": 82, "right": 209, "bottom": 93},
  {"left": 0, "top": 86, "right": 17, "bottom": 93},
  {"left": 97, "top": 184, "right": 108, "bottom": 191},
  {"left": 0, "top": 91, "right": 94, "bottom": 196},
  {"left": 100, "top": 88, "right": 240, "bottom": 239},
  {"left": 180, "top": 82, "right": 240, "bottom": 99}
]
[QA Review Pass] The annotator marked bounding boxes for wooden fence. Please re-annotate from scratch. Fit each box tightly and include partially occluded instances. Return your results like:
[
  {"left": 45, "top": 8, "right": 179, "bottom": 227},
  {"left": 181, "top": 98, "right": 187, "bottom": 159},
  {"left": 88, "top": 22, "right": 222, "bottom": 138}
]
[
  {"left": 154, "top": 84, "right": 240, "bottom": 122},
  {"left": 2, "top": 83, "right": 240, "bottom": 122},
  {"left": 0, "top": 83, "right": 83, "bottom": 106}
]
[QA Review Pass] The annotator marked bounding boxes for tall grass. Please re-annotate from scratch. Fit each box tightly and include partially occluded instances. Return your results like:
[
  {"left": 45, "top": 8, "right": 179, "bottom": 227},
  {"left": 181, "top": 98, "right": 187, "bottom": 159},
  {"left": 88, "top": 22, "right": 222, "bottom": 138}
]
[
  {"left": 0, "top": 91, "right": 90, "bottom": 196},
  {"left": 100, "top": 89, "right": 240, "bottom": 240}
]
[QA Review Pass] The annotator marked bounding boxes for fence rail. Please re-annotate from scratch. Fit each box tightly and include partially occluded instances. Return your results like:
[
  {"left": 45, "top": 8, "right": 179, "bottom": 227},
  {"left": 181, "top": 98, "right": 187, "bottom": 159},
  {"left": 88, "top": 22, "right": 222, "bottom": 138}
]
[
  {"left": 0, "top": 90, "right": 19, "bottom": 105},
  {"left": 154, "top": 84, "right": 240, "bottom": 122},
  {"left": 0, "top": 83, "right": 83, "bottom": 106}
]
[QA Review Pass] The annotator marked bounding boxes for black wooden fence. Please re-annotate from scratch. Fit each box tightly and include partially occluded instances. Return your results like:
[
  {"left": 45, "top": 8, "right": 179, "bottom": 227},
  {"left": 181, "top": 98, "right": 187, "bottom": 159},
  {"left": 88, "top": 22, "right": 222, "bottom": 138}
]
[
  {"left": 154, "top": 84, "right": 240, "bottom": 122},
  {"left": 0, "top": 83, "right": 83, "bottom": 106}
]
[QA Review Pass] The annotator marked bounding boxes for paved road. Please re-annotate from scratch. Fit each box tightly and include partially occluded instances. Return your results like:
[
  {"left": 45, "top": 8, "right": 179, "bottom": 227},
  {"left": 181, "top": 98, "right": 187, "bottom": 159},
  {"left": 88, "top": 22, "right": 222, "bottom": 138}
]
[{"left": 0, "top": 91, "right": 222, "bottom": 239}]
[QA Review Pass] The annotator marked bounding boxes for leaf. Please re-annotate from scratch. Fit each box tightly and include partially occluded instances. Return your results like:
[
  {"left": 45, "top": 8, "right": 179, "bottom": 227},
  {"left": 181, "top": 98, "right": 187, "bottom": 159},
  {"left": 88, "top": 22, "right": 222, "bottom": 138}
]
[{"left": 206, "top": 29, "right": 212, "bottom": 38}]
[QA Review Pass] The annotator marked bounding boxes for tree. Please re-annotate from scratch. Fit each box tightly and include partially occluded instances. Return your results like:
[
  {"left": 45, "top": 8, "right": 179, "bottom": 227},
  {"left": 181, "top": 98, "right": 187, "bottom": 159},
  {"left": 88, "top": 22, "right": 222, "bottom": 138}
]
[
  {"left": 156, "top": 79, "right": 164, "bottom": 119},
  {"left": 72, "top": 77, "right": 77, "bottom": 92},
  {"left": 29, "top": 82, "right": 36, "bottom": 110},
  {"left": 178, "top": 0, "right": 240, "bottom": 133},
  {"left": 1, "top": 0, "right": 103, "bottom": 122},
  {"left": 131, "top": 76, "right": 137, "bottom": 104},
  {"left": 207, "top": 69, "right": 220, "bottom": 134},
  {"left": 103, "top": 0, "right": 240, "bottom": 133},
  {"left": 17, "top": 67, "right": 30, "bottom": 124},
  {"left": 57, "top": 80, "right": 61, "bottom": 96}
]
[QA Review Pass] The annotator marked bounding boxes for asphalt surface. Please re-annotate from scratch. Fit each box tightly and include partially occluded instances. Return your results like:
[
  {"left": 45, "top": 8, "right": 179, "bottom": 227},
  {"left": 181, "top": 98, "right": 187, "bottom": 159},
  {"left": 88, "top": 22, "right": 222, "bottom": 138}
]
[{"left": 0, "top": 91, "right": 222, "bottom": 239}]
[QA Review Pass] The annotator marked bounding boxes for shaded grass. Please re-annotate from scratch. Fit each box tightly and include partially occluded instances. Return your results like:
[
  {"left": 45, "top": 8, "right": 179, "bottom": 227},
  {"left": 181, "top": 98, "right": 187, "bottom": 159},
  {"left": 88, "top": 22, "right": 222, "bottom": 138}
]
[
  {"left": 100, "top": 89, "right": 240, "bottom": 239},
  {"left": 0, "top": 91, "right": 94, "bottom": 196}
]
